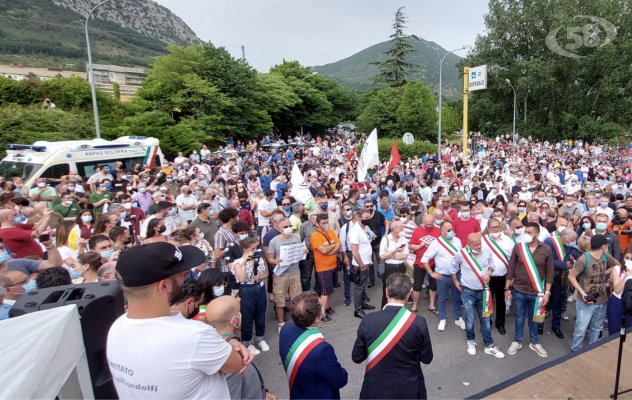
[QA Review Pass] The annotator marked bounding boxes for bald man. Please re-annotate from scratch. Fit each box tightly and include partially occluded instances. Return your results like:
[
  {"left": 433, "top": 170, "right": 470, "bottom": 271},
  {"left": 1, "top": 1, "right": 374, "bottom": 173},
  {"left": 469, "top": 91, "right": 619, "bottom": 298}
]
[
  {"left": 450, "top": 233, "right": 504, "bottom": 358},
  {"left": 409, "top": 214, "right": 441, "bottom": 313},
  {"left": 206, "top": 296, "right": 272, "bottom": 400}
]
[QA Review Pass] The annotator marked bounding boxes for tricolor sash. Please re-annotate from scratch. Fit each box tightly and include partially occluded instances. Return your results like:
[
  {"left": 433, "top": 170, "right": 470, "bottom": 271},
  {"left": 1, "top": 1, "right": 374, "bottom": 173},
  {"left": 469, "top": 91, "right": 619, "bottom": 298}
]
[
  {"left": 482, "top": 235, "right": 508, "bottom": 268},
  {"left": 550, "top": 233, "right": 566, "bottom": 261},
  {"left": 461, "top": 247, "right": 493, "bottom": 317},
  {"left": 437, "top": 235, "right": 458, "bottom": 256},
  {"left": 517, "top": 243, "right": 546, "bottom": 323},
  {"left": 366, "top": 306, "right": 416, "bottom": 372},
  {"left": 283, "top": 329, "right": 325, "bottom": 390}
]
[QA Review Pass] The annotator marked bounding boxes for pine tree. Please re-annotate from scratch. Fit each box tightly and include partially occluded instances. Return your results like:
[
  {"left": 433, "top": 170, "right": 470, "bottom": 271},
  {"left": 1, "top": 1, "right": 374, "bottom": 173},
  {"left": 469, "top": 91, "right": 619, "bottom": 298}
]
[{"left": 369, "top": 7, "right": 419, "bottom": 86}]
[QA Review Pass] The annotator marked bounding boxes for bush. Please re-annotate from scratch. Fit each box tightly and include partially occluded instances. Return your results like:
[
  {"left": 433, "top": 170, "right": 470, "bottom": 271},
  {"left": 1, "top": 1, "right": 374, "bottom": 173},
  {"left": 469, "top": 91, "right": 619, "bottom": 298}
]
[{"left": 356, "top": 138, "right": 437, "bottom": 162}]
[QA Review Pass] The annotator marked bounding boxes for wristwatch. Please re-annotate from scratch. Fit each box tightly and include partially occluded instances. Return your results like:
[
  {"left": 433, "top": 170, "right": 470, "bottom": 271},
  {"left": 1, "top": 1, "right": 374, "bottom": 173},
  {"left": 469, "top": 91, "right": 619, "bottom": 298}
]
[
  {"left": 545, "top": 291, "right": 551, "bottom": 295},
  {"left": 504, "top": 287, "right": 510, "bottom": 291}
]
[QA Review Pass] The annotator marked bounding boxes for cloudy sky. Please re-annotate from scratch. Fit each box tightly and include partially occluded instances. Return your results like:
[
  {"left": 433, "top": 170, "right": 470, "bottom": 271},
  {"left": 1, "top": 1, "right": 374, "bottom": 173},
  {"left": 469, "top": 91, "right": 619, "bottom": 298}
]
[{"left": 153, "top": 0, "right": 489, "bottom": 72}]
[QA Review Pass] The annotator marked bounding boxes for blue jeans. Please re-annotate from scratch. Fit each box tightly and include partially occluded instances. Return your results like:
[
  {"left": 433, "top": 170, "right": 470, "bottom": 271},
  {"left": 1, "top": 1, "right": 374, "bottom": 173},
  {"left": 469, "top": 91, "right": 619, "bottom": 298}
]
[
  {"left": 462, "top": 287, "right": 493, "bottom": 346},
  {"left": 572, "top": 301, "right": 607, "bottom": 351},
  {"left": 437, "top": 272, "right": 461, "bottom": 321},
  {"left": 240, "top": 283, "right": 267, "bottom": 345},
  {"left": 513, "top": 289, "right": 539, "bottom": 345}
]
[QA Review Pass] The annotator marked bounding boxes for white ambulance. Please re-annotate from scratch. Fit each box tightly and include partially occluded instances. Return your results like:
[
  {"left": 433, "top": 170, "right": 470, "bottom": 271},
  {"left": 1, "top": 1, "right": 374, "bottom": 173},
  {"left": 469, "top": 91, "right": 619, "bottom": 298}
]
[{"left": 0, "top": 136, "right": 164, "bottom": 188}]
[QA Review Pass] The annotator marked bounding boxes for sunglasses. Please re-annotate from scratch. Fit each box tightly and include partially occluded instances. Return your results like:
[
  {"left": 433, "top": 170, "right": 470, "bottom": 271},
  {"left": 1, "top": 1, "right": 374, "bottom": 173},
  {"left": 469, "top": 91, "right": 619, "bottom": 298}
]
[{"left": 282, "top": 203, "right": 291, "bottom": 206}]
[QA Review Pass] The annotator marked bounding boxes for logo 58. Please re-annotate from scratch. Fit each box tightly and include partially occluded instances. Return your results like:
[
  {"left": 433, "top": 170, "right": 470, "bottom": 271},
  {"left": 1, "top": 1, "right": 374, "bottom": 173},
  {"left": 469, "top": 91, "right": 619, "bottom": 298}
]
[{"left": 545, "top": 15, "right": 616, "bottom": 59}]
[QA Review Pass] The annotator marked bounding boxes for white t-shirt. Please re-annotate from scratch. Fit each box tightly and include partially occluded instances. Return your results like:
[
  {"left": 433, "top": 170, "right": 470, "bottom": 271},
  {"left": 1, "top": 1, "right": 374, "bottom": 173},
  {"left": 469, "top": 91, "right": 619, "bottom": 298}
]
[
  {"left": 107, "top": 312, "right": 232, "bottom": 400},
  {"left": 257, "top": 198, "right": 277, "bottom": 226},
  {"left": 176, "top": 194, "right": 198, "bottom": 222},
  {"left": 140, "top": 215, "right": 175, "bottom": 238},
  {"left": 349, "top": 223, "right": 373, "bottom": 266},
  {"left": 58, "top": 245, "right": 78, "bottom": 268}
]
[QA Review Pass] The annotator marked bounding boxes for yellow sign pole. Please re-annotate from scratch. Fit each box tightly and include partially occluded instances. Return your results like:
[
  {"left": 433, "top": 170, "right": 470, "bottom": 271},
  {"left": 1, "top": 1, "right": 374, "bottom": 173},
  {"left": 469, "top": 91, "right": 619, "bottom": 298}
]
[{"left": 463, "top": 67, "right": 470, "bottom": 159}]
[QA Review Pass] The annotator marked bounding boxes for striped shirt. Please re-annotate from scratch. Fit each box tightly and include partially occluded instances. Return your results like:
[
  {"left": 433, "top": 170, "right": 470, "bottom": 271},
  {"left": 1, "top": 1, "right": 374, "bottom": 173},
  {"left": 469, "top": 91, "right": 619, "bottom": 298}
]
[
  {"left": 215, "top": 226, "right": 236, "bottom": 272},
  {"left": 401, "top": 220, "right": 417, "bottom": 243}
]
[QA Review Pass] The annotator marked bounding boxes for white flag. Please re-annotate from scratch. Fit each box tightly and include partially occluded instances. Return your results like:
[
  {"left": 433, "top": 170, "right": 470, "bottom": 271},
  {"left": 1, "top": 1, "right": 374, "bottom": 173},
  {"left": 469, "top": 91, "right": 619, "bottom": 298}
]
[
  {"left": 357, "top": 128, "right": 379, "bottom": 182},
  {"left": 290, "top": 162, "right": 316, "bottom": 211}
]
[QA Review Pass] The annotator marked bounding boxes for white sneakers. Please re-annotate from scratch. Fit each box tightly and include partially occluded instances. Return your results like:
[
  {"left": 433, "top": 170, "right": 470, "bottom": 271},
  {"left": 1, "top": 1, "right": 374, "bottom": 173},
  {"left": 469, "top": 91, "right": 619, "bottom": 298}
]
[
  {"left": 438, "top": 320, "right": 447, "bottom": 331},
  {"left": 455, "top": 317, "right": 466, "bottom": 330},
  {"left": 467, "top": 340, "right": 476, "bottom": 355},
  {"left": 259, "top": 340, "right": 270, "bottom": 352},
  {"left": 248, "top": 344, "right": 261, "bottom": 355},
  {"left": 485, "top": 345, "right": 505, "bottom": 358},
  {"left": 568, "top": 294, "right": 575, "bottom": 303},
  {"left": 530, "top": 343, "right": 548, "bottom": 357},
  {"left": 507, "top": 341, "right": 522, "bottom": 355}
]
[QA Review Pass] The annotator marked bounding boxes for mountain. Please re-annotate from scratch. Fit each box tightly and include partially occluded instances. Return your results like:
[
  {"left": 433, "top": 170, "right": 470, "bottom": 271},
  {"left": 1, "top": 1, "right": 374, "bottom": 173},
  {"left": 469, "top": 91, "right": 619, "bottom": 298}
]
[
  {"left": 0, "top": 0, "right": 200, "bottom": 71},
  {"left": 312, "top": 36, "right": 464, "bottom": 99}
]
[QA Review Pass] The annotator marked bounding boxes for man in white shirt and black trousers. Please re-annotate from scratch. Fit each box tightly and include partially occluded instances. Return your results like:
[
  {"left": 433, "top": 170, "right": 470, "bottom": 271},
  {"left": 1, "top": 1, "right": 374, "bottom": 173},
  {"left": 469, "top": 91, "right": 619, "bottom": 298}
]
[
  {"left": 107, "top": 242, "right": 255, "bottom": 399},
  {"left": 451, "top": 233, "right": 505, "bottom": 358}
]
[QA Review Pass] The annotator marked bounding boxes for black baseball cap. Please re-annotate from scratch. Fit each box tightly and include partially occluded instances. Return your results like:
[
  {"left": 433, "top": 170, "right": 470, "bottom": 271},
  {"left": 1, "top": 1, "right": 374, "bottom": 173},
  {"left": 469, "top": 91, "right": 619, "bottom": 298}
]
[
  {"left": 116, "top": 243, "right": 206, "bottom": 287},
  {"left": 591, "top": 234, "right": 608, "bottom": 248}
]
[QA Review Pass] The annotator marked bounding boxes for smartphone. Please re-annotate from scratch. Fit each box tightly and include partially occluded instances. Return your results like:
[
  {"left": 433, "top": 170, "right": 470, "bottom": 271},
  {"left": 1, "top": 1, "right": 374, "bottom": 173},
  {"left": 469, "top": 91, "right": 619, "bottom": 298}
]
[{"left": 39, "top": 233, "right": 50, "bottom": 242}]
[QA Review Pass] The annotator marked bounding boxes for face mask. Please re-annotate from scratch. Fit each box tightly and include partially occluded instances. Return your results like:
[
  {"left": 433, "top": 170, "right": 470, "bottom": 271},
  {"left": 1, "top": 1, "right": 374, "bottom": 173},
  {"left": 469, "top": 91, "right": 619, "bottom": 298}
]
[
  {"left": 519, "top": 207, "right": 526, "bottom": 212},
  {"left": 68, "top": 186, "right": 75, "bottom": 191},
  {"left": 596, "top": 222, "right": 608, "bottom": 231},
  {"left": 282, "top": 206, "right": 291, "bottom": 212},
  {"left": 0, "top": 251, "right": 9, "bottom": 264},
  {"left": 474, "top": 214, "right": 482, "bottom": 221},
  {"left": 167, "top": 178, "right": 173, "bottom": 183},
  {"left": 461, "top": 212, "right": 470, "bottom": 218},
  {"left": 514, "top": 228, "right": 524, "bottom": 235},
  {"left": 557, "top": 225, "right": 566, "bottom": 233},
  {"left": 435, "top": 219, "right": 443, "bottom": 225},
  {"left": 207, "top": 209, "right": 215, "bottom": 216},
  {"left": 521, "top": 187, "right": 527, "bottom": 191},
  {"left": 491, "top": 232, "right": 502, "bottom": 239},
  {"left": 537, "top": 197, "right": 545, "bottom": 202},
  {"left": 21, "top": 279, "right": 37, "bottom": 293},
  {"left": 620, "top": 184, "right": 624, "bottom": 188},
  {"left": 446, "top": 231, "right": 454, "bottom": 240},
  {"left": 344, "top": 210, "right": 353, "bottom": 217},
  {"left": 232, "top": 174, "right": 238, "bottom": 178},
  {"left": 601, "top": 202, "right": 608, "bottom": 208},
  {"left": 122, "top": 203, "right": 132, "bottom": 210},
  {"left": 64, "top": 200, "right": 73, "bottom": 206},
  {"left": 589, "top": 207, "right": 596, "bottom": 212},
  {"left": 158, "top": 226, "right": 167, "bottom": 233},
  {"left": 38, "top": 182, "right": 46, "bottom": 188},
  {"left": 118, "top": 212, "right": 126, "bottom": 220},
  {"left": 321, "top": 224, "right": 330, "bottom": 231},
  {"left": 161, "top": 195, "right": 167, "bottom": 200},
  {"left": 582, "top": 222, "right": 591, "bottom": 230},
  {"left": 81, "top": 215, "right": 93, "bottom": 223},
  {"left": 571, "top": 182, "right": 577, "bottom": 186},
  {"left": 139, "top": 187, "right": 146, "bottom": 193},
  {"left": 167, "top": 208, "right": 176, "bottom": 216},
  {"left": 320, "top": 203, "right": 328, "bottom": 211},
  {"left": 283, "top": 227, "right": 293, "bottom": 235},
  {"left": 360, "top": 193, "right": 366, "bottom": 199},
  {"left": 68, "top": 266, "right": 83, "bottom": 280},
  {"left": 213, "top": 286, "right": 225, "bottom": 297},
  {"left": 239, "top": 233, "right": 248, "bottom": 240},
  {"left": 565, "top": 202, "right": 573, "bottom": 208},
  {"left": 523, "top": 234, "right": 533, "bottom": 244},
  {"left": 100, "top": 249, "right": 114, "bottom": 259},
  {"left": 471, "top": 248, "right": 480, "bottom": 254},
  {"left": 105, "top": 183, "right": 112, "bottom": 189}
]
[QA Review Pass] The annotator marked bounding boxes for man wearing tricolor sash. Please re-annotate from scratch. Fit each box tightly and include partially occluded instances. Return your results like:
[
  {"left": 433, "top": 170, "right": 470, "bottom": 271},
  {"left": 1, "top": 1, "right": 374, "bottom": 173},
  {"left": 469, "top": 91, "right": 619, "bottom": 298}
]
[
  {"left": 451, "top": 233, "right": 504, "bottom": 358},
  {"left": 420, "top": 221, "right": 466, "bottom": 332},
  {"left": 542, "top": 227, "right": 576, "bottom": 339},
  {"left": 279, "top": 291, "right": 348, "bottom": 399},
  {"left": 505, "top": 222, "right": 554, "bottom": 358},
  {"left": 352, "top": 273, "right": 433, "bottom": 399},
  {"left": 480, "top": 218, "right": 514, "bottom": 336}
]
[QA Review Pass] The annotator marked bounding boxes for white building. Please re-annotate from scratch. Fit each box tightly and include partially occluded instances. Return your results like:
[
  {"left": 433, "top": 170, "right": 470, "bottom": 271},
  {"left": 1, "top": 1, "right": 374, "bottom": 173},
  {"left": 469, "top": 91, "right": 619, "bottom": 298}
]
[{"left": 0, "top": 65, "right": 86, "bottom": 81}]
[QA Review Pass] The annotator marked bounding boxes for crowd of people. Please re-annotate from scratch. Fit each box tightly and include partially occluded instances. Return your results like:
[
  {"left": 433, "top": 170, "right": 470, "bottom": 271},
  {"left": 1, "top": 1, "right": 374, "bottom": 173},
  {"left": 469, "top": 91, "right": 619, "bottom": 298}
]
[{"left": 1, "top": 131, "right": 632, "bottom": 399}]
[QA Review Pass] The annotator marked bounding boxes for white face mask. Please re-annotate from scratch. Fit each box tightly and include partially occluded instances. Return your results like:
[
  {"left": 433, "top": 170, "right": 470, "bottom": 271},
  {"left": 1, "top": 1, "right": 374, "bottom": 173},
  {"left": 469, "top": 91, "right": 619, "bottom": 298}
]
[
  {"left": 514, "top": 227, "right": 524, "bottom": 235},
  {"left": 474, "top": 214, "right": 482, "bottom": 221},
  {"left": 283, "top": 227, "right": 293, "bottom": 235},
  {"left": 523, "top": 234, "right": 533, "bottom": 244},
  {"left": 491, "top": 232, "right": 502, "bottom": 239},
  {"left": 122, "top": 203, "right": 132, "bottom": 210},
  {"left": 557, "top": 225, "right": 566, "bottom": 233},
  {"left": 435, "top": 219, "right": 443, "bottom": 225}
]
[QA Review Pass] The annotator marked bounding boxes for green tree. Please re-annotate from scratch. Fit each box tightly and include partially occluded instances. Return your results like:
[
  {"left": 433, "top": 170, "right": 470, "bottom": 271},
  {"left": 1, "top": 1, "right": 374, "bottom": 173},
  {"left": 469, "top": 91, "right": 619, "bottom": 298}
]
[
  {"left": 356, "top": 86, "right": 405, "bottom": 136},
  {"left": 397, "top": 81, "right": 438, "bottom": 140},
  {"left": 369, "top": 7, "right": 420, "bottom": 86},
  {"left": 112, "top": 82, "right": 120, "bottom": 101},
  {"left": 253, "top": 73, "right": 301, "bottom": 118},
  {"left": 441, "top": 104, "right": 461, "bottom": 134}
]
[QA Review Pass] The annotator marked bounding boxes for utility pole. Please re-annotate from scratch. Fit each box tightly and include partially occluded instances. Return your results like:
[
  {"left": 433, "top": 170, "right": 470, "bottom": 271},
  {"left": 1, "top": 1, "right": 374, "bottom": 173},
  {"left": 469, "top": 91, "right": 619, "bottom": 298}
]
[
  {"left": 241, "top": 45, "right": 246, "bottom": 61},
  {"left": 85, "top": 0, "right": 111, "bottom": 139}
]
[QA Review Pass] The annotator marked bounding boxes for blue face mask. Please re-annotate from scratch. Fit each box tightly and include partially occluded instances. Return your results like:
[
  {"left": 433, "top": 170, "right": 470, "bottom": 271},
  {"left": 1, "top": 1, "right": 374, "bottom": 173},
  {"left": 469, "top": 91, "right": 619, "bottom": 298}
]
[
  {"left": 82, "top": 215, "right": 93, "bottom": 223},
  {"left": 446, "top": 231, "right": 454, "bottom": 240},
  {"left": 168, "top": 208, "right": 176, "bottom": 216},
  {"left": 213, "top": 286, "right": 225, "bottom": 297},
  {"left": 67, "top": 266, "right": 83, "bottom": 280},
  {"left": 105, "top": 183, "right": 112, "bottom": 189},
  {"left": 282, "top": 206, "right": 291, "bottom": 211},
  {"left": 596, "top": 222, "right": 608, "bottom": 231},
  {"left": 100, "top": 249, "right": 114, "bottom": 260},
  {"left": 22, "top": 279, "right": 37, "bottom": 293},
  {"left": 320, "top": 203, "right": 328, "bottom": 211},
  {"left": 345, "top": 210, "right": 353, "bottom": 217},
  {"left": 119, "top": 212, "right": 126, "bottom": 220},
  {"left": 208, "top": 209, "right": 215, "bottom": 216},
  {"left": 167, "top": 178, "right": 173, "bottom": 183},
  {"left": 239, "top": 234, "right": 248, "bottom": 240},
  {"left": 13, "top": 216, "right": 22, "bottom": 225},
  {"left": 140, "top": 188, "right": 147, "bottom": 193},
  {"left": 19, "top": 212, "right": 26, "bottom": 222},
  {"left": 589, "top": 207, "right": 596, "bottom": 212},
  {"left": 133, "top": 202, "right": 138, "bottom": 208},
  {"left": 0, "top": 251, "right": 9, "bottom": 264},
  {"left": 583, "top": 222, "right": 592, "bottom": 230}
]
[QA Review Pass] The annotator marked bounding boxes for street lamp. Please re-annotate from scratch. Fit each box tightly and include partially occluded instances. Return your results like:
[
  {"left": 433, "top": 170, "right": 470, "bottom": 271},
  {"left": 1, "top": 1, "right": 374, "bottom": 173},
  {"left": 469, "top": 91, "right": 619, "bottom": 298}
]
[
  {"left": 413, "top": 36, "right": 470, "bottom": 158},
  {"left": 300, "top": 72, "right": 318, "bottom": 135},
  {"left": 85, "top": 0, "right": 111, "bottom": 139},
  {"left": 505, "top": 79, "right": 517, "bottom": 145}
]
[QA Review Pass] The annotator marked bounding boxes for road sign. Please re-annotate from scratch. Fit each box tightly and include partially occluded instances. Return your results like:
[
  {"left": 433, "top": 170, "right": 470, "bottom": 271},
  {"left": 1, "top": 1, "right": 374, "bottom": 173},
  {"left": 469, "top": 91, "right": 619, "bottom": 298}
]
[
  {"left": 402, "top": 132, "right": 415, "bottom": 145},
  {"left": 468, "top": 65, "right": 487, "bottom": 91}
]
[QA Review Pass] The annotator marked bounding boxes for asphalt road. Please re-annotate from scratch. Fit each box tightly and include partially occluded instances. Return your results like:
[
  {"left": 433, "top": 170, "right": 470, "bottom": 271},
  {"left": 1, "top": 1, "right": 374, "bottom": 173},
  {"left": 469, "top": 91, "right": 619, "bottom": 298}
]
[{"left": 251, "top": 282, "right": 592, "bottom": 400}]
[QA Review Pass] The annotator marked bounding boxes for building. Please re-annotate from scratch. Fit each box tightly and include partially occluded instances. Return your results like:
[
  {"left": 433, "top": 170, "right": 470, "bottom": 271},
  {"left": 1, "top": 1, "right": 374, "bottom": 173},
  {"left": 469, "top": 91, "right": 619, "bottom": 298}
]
[
  {"left": 0, "top": 65, "right": 87, "bottom": 81},
  {"left": 86, "top": 63, "right": 147, "bottom": 101}
]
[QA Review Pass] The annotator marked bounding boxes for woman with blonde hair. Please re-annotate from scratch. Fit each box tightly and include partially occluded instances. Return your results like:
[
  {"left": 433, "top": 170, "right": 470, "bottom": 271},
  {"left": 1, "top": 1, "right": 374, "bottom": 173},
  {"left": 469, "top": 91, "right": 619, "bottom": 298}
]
[
  {"left": 56, "top": 220, "right": 79, "bottom": 269},
  {"left": 72, "top": 252, "right": 103, "bottom": 284}
]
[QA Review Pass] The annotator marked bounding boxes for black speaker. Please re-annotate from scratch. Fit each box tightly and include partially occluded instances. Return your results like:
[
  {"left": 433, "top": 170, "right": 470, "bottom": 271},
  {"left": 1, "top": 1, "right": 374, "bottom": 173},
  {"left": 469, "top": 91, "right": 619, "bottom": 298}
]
[{"left": 10, "top": 282, "right": 124, "bottom": 399}]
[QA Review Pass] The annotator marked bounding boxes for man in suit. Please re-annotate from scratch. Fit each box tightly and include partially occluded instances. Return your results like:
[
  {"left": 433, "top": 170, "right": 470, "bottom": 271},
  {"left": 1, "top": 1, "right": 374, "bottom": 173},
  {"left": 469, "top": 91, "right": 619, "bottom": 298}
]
[
  {"left": 352, "top": 273, "right": 433, "bottom": 399},
  {"left": 279, "top": 291, "right": 348, "bottom": 399}
]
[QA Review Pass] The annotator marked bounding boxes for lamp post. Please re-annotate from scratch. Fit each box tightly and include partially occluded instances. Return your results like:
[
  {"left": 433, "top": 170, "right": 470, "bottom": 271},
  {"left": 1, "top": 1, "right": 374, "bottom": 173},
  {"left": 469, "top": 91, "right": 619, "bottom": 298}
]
[
  {"left": 85, "top": 0, "right": 111, "bottom": 139},
  {"left": 300, "top": 72, "right": 318, "bottom": 135},
  {"left": 413, "top": 36, "right": 469, "bottom": 158},
  {"left": 505, "top": 79, "right": 517, "bottom": 145}
]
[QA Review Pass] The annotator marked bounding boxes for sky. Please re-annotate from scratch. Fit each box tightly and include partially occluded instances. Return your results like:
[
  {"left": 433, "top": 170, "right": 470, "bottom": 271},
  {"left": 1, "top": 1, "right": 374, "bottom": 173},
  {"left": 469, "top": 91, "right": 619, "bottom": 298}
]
[{"left": 153, "top": 0, "right": 489, "bottom": 72}]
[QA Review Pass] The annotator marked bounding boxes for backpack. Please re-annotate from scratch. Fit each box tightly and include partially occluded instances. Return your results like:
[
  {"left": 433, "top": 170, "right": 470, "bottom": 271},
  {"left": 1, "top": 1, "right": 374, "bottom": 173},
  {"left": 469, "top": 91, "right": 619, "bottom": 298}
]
[{"left": 576, "top": 251, "right": 607, "bottom": 290}]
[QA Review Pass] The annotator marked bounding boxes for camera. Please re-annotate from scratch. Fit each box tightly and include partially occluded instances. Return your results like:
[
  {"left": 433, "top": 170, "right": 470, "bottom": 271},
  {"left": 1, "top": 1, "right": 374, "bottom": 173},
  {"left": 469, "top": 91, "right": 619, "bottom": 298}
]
[
  {"left": 584, "top": 293, "right": 598, "bottom": 303},
  {"left": 253, "top": 250, "right": 265, "bottom": 258},
  {"left": 613, "top": 215, "right": 628, "bottom": 226}
]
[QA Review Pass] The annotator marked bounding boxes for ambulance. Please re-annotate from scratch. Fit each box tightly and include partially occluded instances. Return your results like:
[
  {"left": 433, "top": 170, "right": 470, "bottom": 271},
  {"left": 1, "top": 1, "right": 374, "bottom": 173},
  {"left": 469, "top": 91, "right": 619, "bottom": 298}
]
[{"left": 0, "top": 136, "right": 164, "bottom": 188}]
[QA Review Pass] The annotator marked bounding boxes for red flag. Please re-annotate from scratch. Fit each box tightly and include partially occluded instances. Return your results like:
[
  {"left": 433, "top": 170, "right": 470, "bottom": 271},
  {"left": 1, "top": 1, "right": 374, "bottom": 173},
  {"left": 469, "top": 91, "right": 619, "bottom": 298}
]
[{"left": 387, "top": 140, "right": 401, "bottom": 173}]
